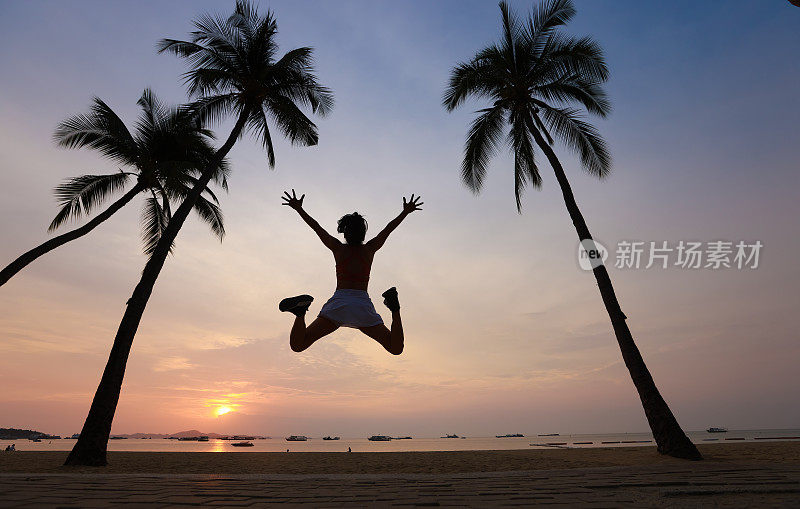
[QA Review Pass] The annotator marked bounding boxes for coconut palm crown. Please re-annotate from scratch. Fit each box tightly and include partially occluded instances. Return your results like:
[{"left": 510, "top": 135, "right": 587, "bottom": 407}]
[
  {"left": 444, "top": 0, "right": 610, "bottom": 210},
  {"left": 52, "top": 89, "right": 229, "bottom": 254},
  {"left": 0, "top": 89, "right": 229, "bottom": 289},
  {"left": 157, "top": 0, "right": 334, "bottom": 168}
]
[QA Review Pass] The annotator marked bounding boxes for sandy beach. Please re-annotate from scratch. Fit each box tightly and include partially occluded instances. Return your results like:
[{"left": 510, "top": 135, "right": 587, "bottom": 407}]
[
  {"left": 3, "top": 442, "right": 798, "bottom": 474},
  {"left": 2, "top": 443, "right": 800, "bottom": 507}
]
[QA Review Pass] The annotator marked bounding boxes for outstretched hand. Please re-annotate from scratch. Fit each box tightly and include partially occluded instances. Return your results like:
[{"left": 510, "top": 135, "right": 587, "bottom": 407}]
[
  {"left": 402, "top": 194, "right": 423, "bottom": 214},
  {"left": 281, "top": 189, "right": 305, "bottom": 210}
]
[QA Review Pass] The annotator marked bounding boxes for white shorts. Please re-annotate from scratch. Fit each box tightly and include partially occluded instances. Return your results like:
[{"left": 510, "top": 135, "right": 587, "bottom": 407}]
[{"left": 318, "top": 289, "right": 384, "bottom": 328}]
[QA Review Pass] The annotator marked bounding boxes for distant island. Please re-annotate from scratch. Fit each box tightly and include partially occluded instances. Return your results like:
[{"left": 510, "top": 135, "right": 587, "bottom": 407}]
[
  {"left": 1, "top": 428, "right": 268, "bottom": 440},
  {"left": 0, "top": 428, "right": 61, "bottom": 440}
]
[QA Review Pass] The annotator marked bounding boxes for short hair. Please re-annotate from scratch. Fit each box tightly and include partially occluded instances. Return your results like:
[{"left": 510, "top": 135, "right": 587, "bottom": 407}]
[{"left": 337, "top": 212, "right": 367, "bottom": 245}]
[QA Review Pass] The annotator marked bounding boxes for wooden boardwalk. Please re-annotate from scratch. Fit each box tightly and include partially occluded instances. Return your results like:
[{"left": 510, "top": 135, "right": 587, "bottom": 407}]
[{"left": 1, "top": 461, "right": 799, "bottom": 507}]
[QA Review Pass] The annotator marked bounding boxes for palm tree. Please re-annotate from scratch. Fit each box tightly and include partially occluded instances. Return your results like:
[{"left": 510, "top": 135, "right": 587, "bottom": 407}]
[
  {"left": 443, "top": 0, "right": 701, "bottom": 460},
  {"left": 65, "top": 0, "right": 333, "bottom": 466},
  {"left": 0, "top": 89, "right": 228, "bottom": 288}
]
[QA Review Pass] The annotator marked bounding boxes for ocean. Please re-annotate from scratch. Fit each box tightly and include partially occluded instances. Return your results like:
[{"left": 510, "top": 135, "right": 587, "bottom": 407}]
[{"left": 3, "top": 429, "right": 799, "bottom": 453}]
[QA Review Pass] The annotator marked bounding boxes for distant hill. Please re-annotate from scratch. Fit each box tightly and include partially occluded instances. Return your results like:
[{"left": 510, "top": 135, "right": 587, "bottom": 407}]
[
  {"left": 0, "top": 428, "right": 60, "bottom": 440},
  {"left": 115, "top": 430, "right": 228, "bottom": 439},
  {"left": 2, "top": 428, "right": 265, "bottom": 440},
  {"left": 167, "top": 429, "right": 226, "bottom": 439},
  {"left": 110, "top": 430, "right": 267, "bottom": 439}
]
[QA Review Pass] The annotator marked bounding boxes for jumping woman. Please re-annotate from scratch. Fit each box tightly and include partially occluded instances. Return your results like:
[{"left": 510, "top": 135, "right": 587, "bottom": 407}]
[{"left": 279, "top": 190, "right": 422, "bottom": 355}]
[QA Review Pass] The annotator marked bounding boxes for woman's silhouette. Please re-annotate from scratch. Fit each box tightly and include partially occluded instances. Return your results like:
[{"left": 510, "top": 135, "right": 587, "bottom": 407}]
[{"left": 279, "top": 189, "right": 422, "bottom": 355}]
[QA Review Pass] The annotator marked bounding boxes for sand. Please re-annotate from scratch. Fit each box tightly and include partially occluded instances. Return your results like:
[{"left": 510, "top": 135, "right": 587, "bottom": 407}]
[{"left": 1, "top": 442, "right": 798, "bottom": 474}]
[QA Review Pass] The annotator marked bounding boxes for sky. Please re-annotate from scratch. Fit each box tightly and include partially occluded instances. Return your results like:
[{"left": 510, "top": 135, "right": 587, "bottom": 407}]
[{"left": 0, "top": 0, "right": 798, "bottom": 438}]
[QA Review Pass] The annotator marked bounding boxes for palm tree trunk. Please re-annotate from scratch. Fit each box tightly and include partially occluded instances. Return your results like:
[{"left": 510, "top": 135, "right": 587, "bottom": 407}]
[
  {"left": 529, "top": 129, "right": 701, "bottom": 460},
  {"left": 64, "top": 109, "right": 251, "bottom": 466},
  {"left": 0, "top": 183, "right": 145, "bottom": 288}
]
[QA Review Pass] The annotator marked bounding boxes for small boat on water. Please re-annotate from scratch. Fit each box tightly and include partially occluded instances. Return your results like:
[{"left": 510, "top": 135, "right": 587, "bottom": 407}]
[
  {"left": 393, "top": 436, "right": 413, "bottom": 440},
  {"left": 538, "top": 433, "right": 560, "bottom": 437},
  {"left": 368, "top": 435, "right": 392, "bottom": 441},
  {"left": 231, "top": 441, "right": 254, "bottom": 447},
  {"left": 285, "top": 435, "right": 308, "bottom": 441},
  {"left": 707, "top": 427, "right": 728, "bottom": 433},
  {"left": 441, "top": 434, "right": 460, "bottom": 438},
  {"left": 322, "top": 436, "right": 340, "bottom": 440},
  {"left": 496, "top": 434, "right": 524, "bottom": 438}
]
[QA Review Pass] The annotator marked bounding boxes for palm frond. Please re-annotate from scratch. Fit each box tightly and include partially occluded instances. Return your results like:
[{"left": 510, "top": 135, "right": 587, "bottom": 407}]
[
  {"left": 192, "top": 11, "right": 240, "bottom": 57},
  {"left": 136, "top": 89, "right": 167, "bottom": 132},
  {"left": 156, "top": 38, "right": 205, "bottom": 57},
  {"left": 229, "top": 0, "right": 260, "bottom": 41},
  {"left": 541, "top": 34, "right": 609, "bottom": 83},
  {"left": 134, "top": 89, "right": 174, "bottom": 149},
  {"left": 247, "top": 106, "right": 276, "bottom": 167},
  {"left": 192, "top": 193, "right": 225, "bottom": 242},
  {"left": 533, "top": 77, "right": 610, "bottom": 117},
  {"left": 54, "top": 98, "right": 139, "bottom": 165},
  {"left": 536, "top": 105, "right": 611, "bottom": 177},
  {"left": 528, "top": 0, "right": 575, "bottom": 40},
  {"left": 462, "top": 106, "right": 505, "bottom": 193},
  {"left": 508, "top": 110, "right": 540, "bottom": 211},
  {"left": 241, "top": 4, "right": 279, "bottom": 69},
  {"left": 158, "top": 39, "right": 238, "bottom": 96},
  {"left": 168, "top": 175, "right": 220, "bottom": 203},
  {"left": 141, "top": 192, "right": 172, "bottom": 255},
  {"left": 200, "top": 146, "right": 231, "bottom": 191},
  {"left": 499, "top": 2, "right": 519, "bottom": 59},
  {"left": 166, "top": 179, "right": 225, "bottom": 242},
  {"left": 187, "top": 94, "right": 239, "bottom": 127},
  {"left": 443, "top": 59, "right": 499, "bottom": 111},
  {"left": 184, "top": 67, "right": 238, "bottom": 98},
  {"left": 270, "top": 63, "right": 335, "bottom": 116},
  {"left": 273, "top": 46, "right": 314, "bottom": 74},
  {"left": 206, "top": 153, "right": 231, "bottom": 192},
  {"left": 265, "top": 96, "right": 318, "bottom": 147},
  {"left": 48, "top": 172, "right": 132, "bottom": 231}
]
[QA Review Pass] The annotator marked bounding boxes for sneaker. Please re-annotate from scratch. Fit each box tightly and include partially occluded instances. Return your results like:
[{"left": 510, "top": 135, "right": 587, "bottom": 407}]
[
  {"left": 279, "top": 295, "right": 314, "bottom": 316},
  {"left": 382, "top": 287, "right": 400, "bottom": 312}
]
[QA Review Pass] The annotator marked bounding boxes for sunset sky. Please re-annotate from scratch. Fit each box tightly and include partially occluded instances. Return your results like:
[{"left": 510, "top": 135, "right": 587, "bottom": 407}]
[{"left": 1, "top": 0, "right": 798, "bottom": 437}]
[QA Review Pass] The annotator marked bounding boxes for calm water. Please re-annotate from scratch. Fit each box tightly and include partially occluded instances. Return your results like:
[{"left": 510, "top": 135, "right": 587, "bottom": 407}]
[{"left": 3, "top": 429, "right": 799, "bottom": 453}]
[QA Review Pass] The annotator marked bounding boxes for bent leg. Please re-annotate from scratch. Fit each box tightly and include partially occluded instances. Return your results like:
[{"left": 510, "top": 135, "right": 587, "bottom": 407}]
[
  {"left": 290, "top": 315, "right": 339, "bottom": 352},
  {"left": 359, "top": 310, "right": 404, "bottom": 355}
]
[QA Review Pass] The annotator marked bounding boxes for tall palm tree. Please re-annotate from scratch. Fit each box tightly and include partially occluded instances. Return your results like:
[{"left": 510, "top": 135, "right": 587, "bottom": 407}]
[
  {"left": 65, "top": 0, "right": 333, "bottom": 466},
  {"left": 0, "top": 89, "right": 228, "bottom": 287},
  {"left": 443, "top": 0, "right": 701, "bottom": 460}
]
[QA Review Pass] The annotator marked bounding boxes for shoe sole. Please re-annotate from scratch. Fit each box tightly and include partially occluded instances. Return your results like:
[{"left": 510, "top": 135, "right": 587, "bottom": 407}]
[{"left": 279, "top": 295, "right": 313, "bottom": 312}]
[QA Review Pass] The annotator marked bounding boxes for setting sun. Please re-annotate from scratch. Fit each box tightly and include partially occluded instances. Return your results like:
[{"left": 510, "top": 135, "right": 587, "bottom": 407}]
[{"left": 215, "top": 406, "right": 233, "bottom": 417}]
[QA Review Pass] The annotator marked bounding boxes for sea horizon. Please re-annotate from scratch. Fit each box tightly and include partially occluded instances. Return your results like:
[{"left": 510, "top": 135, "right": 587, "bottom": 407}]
[{"left": 4, "top": 428, "right": 798, "bottom": 453}]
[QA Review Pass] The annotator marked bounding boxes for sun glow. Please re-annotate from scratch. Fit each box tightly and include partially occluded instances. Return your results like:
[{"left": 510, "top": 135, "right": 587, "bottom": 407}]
[{"left": 215, "top": 406, "right": 233, "bottom": 417}]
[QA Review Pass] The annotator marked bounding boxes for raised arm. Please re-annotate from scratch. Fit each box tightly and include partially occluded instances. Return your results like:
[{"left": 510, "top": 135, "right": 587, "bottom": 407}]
[
  {"left": 282, "top": 189, "right": 341, "bottom": 251},
  {"left": 366, "top": 194, "right": 423, "bottom": 251}
]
